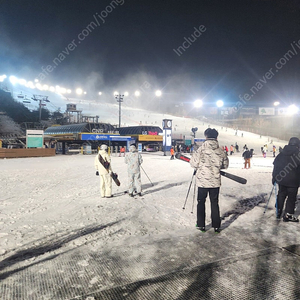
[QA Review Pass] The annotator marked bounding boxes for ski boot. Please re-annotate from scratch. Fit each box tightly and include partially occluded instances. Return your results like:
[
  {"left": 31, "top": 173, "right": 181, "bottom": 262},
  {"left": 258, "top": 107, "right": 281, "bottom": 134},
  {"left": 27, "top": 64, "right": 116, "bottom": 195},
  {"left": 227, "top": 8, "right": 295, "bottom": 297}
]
[
  {"left": 196, "top": 224, "right": 206, "bottom": 232},
  {"left": 283, "top": 213, "right": 299, "bottom": 223}
]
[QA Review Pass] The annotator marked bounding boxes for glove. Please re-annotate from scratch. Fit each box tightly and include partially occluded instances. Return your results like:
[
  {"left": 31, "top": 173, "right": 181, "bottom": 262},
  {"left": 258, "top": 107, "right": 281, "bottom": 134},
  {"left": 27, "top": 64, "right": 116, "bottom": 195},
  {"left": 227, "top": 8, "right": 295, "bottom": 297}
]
[
  {"left": 96, "top": 171, "right": 99, "bottom": 176},
  {"left": 272, "top": 178, "right": 275, "bottom": 185}
]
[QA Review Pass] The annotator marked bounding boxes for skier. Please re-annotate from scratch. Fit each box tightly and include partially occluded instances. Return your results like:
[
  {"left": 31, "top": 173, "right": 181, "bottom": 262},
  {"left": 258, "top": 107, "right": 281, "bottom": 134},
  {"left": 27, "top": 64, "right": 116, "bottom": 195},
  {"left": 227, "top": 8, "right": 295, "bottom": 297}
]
[
  {"left": 263, "top": 145, "right": 267, "bottom": 158},
  {"left": 94, "top": 144, "right": 112, "bottom": 198},
  {"left": 190, "top": 128, "right": 229, "bottom": 233},
  {"left": 170, "top": 147, "right": 175, "bottom": 160},
  {"left": 230, "top": 145, "right": 234, "bottom": 155},
  {"left": 242, "top": 148, "right": 251, "bottom": 169},
  {"left": 224, "top": 145, "right": 229, "bottom": 155},
  {"left": 125, "top": 144, "right": 143, "bottom": 197},
  {"left": 272, "top": 137, "right": 300, "bottom": 221},
  {"left": 119, "top": 146, "right": 125, "bottom": 157},
  {"left": 272, "top": 145, "right": 276, "bottom": 157}
]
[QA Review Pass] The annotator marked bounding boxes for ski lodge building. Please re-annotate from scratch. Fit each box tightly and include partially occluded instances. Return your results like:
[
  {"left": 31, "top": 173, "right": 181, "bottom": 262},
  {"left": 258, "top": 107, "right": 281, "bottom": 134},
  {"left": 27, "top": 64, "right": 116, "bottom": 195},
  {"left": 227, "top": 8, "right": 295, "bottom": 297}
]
[{"left": 44, "top": 123, "right": 163, "bottom": 154}]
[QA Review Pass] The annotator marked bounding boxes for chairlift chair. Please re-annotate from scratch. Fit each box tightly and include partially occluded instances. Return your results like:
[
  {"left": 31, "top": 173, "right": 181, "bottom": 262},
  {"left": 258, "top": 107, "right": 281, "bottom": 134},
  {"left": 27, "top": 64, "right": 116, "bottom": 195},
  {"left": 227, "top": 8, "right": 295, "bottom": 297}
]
[
  {"left": 17, "top": 92, "right": 24, "bottom": 99},
  {"left": 23, "top": 96, "right": 31, "bottom": 104}
]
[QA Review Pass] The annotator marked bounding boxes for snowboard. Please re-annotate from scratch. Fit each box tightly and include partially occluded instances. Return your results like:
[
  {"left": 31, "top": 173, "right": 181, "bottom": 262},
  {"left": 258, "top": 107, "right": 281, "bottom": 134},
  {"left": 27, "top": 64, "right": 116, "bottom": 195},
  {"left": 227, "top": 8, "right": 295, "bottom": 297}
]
[
  {"left": 175, "top": 153, "right": 247, "bottom": 185},
  {"left": 98, "top": 153, "right": 121, "bottom": 186}
]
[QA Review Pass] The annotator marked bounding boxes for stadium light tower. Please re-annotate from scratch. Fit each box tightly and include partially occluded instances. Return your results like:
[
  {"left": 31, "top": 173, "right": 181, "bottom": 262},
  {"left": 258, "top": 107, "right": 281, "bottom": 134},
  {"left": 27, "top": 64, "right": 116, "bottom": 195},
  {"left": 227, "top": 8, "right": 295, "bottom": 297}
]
[{"left": 115, "top": 93, "right": 124, "bottom": 127}]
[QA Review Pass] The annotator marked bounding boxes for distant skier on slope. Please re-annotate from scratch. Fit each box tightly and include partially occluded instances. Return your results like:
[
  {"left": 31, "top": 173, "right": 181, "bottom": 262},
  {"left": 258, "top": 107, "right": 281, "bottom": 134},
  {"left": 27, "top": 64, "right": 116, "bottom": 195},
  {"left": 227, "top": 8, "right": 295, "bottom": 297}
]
[
  {"left": 242, "top": 148, "right": 252, "bottom": 169},
  {"left": 189, "top": 128, "right": 229, "bottom": 233},
  {"left": 125, "top": 144, "right": 143, "bottom": 197},
  {"left": 272, "top": 137, "right": 300, "bottom": 221},
  {"left": 94, "top": 144, "right": 112, "bottom": 198},
  {"left": 170, "top": 147, "right": 175, "bottom": 160}
]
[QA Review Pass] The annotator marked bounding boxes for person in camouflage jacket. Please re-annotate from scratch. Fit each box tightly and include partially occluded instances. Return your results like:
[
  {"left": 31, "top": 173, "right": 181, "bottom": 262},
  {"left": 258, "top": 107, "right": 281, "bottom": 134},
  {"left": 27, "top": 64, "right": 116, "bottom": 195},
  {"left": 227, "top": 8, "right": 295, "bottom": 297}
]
[
  {"left": 125, "top": 144, "right": 143, "bottom": 197},
  {"left": 190, "top": 128, "right": 229, "bottom": 233}
]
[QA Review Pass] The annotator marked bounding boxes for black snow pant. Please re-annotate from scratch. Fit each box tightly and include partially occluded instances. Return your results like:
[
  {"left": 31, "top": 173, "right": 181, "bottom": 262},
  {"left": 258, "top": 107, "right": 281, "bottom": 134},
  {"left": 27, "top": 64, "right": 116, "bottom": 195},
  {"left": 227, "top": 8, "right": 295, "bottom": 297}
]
[
  {"left": 277, "top": 185, "right": 298, "bottom": 215},
  {"left": 197, "top": 187, "right": 221, "bottom": 228}
]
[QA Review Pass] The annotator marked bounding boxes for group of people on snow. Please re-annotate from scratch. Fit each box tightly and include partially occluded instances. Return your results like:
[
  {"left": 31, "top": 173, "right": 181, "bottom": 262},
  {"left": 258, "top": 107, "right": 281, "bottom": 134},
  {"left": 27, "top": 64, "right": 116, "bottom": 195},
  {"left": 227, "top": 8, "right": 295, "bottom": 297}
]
[
  {"left": 94, "top": 128, "right": 299, "bottom": 233},
  {"left": 94, "top": 144, "right": 143, "bottom": 198}
]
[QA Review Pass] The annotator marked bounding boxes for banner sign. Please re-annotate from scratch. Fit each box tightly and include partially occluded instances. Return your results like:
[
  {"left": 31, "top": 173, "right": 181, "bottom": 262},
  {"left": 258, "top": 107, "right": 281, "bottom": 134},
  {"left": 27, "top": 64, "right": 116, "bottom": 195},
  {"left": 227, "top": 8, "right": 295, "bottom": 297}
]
[
  {"left": 26, "top": 130, "right": 44, "bottom": 148},
  {"left": 81, "top": 134, "right": 131, "bottom": 141},
  {"left": 277, "top": 108, "right": 288, "bottom": 115},
  {"left": 138, "top": 135, "right": 163, "bottom": 141},
  {"left": 259, "top": 107, "right": 275, "bottom": 115},
  {"left": 81, "top": 134, "right": 111, "bottom": 140}
]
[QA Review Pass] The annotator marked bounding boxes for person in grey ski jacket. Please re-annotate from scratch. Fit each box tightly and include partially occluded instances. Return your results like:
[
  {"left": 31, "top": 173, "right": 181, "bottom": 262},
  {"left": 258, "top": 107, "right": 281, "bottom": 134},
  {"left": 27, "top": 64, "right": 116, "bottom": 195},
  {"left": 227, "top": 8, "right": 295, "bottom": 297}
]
[
  {"left": 190, "top": 128, "right": 229, "bottom": 233},
  {"left": 94, "top": 144, "right": 112, "bottom": 198},
  {"left": 125, "top": 144, "right": 143, "bottom": 197}
]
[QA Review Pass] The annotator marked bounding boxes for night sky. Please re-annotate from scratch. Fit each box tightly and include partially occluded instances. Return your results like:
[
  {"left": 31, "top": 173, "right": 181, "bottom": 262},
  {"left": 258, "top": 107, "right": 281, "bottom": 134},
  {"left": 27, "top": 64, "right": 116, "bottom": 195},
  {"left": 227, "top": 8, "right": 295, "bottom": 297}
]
[{"left": 1, "top": 0, "right": 300, "bottom": 110}]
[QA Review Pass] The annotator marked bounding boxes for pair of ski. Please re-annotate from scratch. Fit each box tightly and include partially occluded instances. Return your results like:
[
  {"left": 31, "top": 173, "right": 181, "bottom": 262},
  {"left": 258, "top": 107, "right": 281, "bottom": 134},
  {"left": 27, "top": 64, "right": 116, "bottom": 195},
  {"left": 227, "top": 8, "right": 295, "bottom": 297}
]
[
  {"left": 98, "top": 153, "right": 121, "bottom": 186},
  {"left": 175, "top": 153, "right": 247, "bottom": 184}
]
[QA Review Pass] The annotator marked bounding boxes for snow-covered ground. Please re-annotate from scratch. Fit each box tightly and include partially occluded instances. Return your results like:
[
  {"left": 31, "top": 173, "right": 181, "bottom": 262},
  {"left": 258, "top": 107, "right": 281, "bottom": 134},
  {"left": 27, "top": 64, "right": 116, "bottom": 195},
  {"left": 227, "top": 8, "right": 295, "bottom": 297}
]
[
  {"left": 2, "top": 121, "right": 300, "bottom": 300},
  {"left": 1, "top": 139, "right": 299, "bottom": 257}
]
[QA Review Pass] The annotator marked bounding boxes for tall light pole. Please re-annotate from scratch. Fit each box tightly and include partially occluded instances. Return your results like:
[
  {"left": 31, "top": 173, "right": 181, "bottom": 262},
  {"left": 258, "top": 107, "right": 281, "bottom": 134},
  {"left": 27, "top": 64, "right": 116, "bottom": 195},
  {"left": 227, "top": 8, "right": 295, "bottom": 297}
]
[{"left": 115, "top": 93, "right": 124, "bottom": 128}]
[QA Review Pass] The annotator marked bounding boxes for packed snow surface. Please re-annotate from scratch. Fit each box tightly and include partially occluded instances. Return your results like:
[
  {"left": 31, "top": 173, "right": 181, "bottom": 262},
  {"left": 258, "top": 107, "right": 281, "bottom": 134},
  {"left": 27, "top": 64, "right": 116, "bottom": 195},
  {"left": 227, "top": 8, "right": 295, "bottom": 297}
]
[{"left": 1, "top": 128, "right": 299, "bottom": 258}]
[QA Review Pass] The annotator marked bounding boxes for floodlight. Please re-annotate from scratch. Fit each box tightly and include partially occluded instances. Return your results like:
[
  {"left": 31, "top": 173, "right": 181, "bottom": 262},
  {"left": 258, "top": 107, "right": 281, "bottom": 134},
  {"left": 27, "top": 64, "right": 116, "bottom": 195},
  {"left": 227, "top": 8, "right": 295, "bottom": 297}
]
[
  {"left": 98, "top": 92, "right": 102, "bottom": 95},
  {"left": 0, "top": 75, "right": 7, "bottom": 82},
  {"left": 9, "top": 76, "right": 18, "bottom": 85},
  {"left": 124, "top": 91, "right": 129, "bottom": 96},
  {"left": 49, "top": 86, "right": 55, "bottom": 92},
  {"left": 43, "top": 84, "right": 49, "bottom": 91},
  {"left": 274, "top": 101, "right": 280, "bottom": 106},
  {"left": 155, "top": 90, "right": 162, "bottom": 97},
  {"left": 76, "top": 88, "right": 83, "bottom": 95},
  {"left": 114, "top": 91, "right": 119, "bottom": 96},
  {"left": 287, "top": 104, "right": 299, "bottom": 115},
  {"left": 194, "top": 99, "right": 203, "bottom": 108},
  {"left": 67, "top": 89, "right": 72, "bottom": 94},
  {"left": 135, "top": 91, "right": 140, "bottom": 97},
  {"left": 216, "top": 100, "right": 224, "bottom": 107}
]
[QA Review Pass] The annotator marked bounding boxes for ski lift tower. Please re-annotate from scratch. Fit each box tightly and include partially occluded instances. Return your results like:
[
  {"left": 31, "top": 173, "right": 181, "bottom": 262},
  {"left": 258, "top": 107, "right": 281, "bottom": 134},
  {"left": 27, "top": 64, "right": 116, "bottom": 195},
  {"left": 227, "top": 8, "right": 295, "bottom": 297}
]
[{"left": 32, "top": 95, "right": 50, "bottom": 122}]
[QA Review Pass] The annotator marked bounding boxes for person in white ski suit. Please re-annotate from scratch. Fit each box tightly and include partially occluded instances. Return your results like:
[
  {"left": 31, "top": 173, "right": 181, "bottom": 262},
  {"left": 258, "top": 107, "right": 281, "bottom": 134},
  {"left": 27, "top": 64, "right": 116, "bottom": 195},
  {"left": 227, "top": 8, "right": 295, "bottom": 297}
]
[
  {"left": 94, "top": 144, "right": 112, "bottom": 198},
  {"left": 125, "top": 144, "right": 143, "bottom": 197},
  {"left": 190, "top": 128, "right": 229, "bottom": 233}
]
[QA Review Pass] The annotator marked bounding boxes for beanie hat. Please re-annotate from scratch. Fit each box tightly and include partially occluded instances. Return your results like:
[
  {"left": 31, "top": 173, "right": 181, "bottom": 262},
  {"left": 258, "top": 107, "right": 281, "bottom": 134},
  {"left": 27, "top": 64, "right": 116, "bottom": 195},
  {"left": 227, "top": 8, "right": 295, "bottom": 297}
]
[
  {"left": 204, "top": 128, "right": 218, "bottom": 139},
  {"left": 100, "top": 144, "right": 108, "bottom": 150},
  {"left": 288, "top": 137, "right": 300, "bottom": 147}
]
